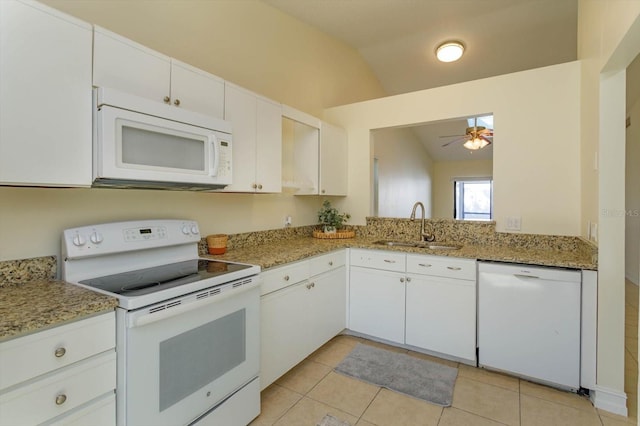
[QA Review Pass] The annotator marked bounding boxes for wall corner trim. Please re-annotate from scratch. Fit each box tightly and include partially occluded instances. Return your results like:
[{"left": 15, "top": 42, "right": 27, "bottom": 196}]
[{"left": 590, "top": 385, "right": 628, "bottom": 416}]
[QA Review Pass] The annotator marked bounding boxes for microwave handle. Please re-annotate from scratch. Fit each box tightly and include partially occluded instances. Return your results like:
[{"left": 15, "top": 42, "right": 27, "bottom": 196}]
[{"left": 210, "top": 135, "right": 220, "bottom": 177}]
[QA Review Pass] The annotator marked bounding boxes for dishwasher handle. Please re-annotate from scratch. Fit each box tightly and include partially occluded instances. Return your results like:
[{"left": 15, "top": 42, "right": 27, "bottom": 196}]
[{"left": 514, "top": 273, "right": 540, "bottom": 279}]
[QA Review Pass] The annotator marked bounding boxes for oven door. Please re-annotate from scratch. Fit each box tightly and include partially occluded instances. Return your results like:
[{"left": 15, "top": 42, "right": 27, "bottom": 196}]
[{"left": 118, "top": 279, "right": 260, "bottom": 426}]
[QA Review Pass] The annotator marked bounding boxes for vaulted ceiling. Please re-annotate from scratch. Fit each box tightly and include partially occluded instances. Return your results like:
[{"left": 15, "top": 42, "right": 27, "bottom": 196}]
[{"left": 262, "top": 0, "right": 579, "bottom": 162}]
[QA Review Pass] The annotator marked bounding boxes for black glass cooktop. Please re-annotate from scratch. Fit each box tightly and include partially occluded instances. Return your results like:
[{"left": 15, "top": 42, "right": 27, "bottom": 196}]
[{"left": 79, "top": 259, "right": 251, "bottom": 297}]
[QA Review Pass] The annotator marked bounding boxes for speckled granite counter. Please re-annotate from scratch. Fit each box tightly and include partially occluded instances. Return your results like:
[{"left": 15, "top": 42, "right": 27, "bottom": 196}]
[
  {"left": 204, "top": 235, "right": 597, "bottom": 271},
  {"left": 1, "top": 219, "right": 595, "bottom": 341},
  {"left": 0, "top": 280, "right": 117, "bottom": 341},
  {"left": 0, "top": 256, "right": 118, "bottom": 342}
]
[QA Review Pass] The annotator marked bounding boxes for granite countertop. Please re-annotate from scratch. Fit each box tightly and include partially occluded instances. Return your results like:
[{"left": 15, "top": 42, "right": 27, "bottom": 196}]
[
  {"left": 0, "top": 280, "right": 118, "bottom": 342},
  {"left": 1, "top": 226, "right": 595, "bottom": 342},
  {"left": 205, "top": 235, "right": 597, "bottom": 271}
]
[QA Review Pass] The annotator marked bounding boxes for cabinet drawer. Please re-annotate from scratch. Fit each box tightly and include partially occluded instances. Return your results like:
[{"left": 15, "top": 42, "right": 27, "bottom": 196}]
[
  {"left": 49, "top": 392, "right": 115, "bottom": 426},
  {"left": 260, "top": 261, "right": 309, "bottom": 295},
  {"left": 0, "top": 312, "right": 115, "bottom": 390},
  {"left": 0, "top": 351, "right": 116, "bottom": 426},
  {"left": 309, "top": 250, "right": 346, "bottom": 277},
  {"left": 406, "top": 254, "right": 476, "bottom": 281},
  {"left": 350, "top": 249, "right": 405, "bottom": 272}
]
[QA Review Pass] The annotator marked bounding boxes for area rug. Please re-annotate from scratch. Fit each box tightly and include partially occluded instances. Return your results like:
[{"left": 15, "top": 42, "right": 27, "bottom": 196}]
[
  {"left": 316, "top": 414, "right": 351, "bottom": 426},
  {"left": 334, "top": 343, "right": 458, "bottom": 406}
]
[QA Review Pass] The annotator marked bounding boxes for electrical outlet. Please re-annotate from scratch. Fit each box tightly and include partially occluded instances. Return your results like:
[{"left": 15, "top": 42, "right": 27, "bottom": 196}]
[
  {"left": 505, "top": 216, "right": 521, "bottom": 231},
  {"left": 590, "top": 222, "right": 598, "bottom": 242},
  {"left": 284, "top": 215, "right": 292, "bottom": 228}
]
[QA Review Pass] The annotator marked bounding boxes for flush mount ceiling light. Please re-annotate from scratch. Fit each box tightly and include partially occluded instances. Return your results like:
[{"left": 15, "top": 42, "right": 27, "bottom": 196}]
[{"left": 436, "top": 41, "right": 464, "bottom": 63}]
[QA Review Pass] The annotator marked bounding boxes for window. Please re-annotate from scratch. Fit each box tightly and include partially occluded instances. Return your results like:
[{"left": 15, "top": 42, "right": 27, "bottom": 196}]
[{"left": 454, "top": 179, "right": 493, "bottom": 220}]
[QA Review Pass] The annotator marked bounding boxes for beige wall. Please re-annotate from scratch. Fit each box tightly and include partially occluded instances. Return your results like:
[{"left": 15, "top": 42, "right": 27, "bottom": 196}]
[
  {"left": 373, "top": 128, "right": 433, "bottom": 218},
  {"left": 578, "top": 0, "right": 640, "bottom": 411},
  {"left": 41, "top": 0, "right": 386, "bottom": 118},
  {"left": 0, "top": 0, "right": 386, "bottom": 261},
  {"left": 626, "top": 99, "right": 640, "bottom": 285},
  {"left": 324, "top": 61, "right": 581, "bottom": 236},
  {"left": 432, "top": 160, "right": 493, "bottom": 219}
]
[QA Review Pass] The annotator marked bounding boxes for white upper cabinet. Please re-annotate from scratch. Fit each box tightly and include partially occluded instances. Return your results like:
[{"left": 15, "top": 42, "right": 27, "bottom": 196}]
[
  {"left": 282, "top": 106, "right": 348, "bottom": 196},
  {"left": 320, "top": 122, "right": 348, "bottom": 196},
  {"left": 0, "top": 0, "right": 93, "bottom": 187},
  {"left": 93, "top": 26, "right": 224, "bottom": 119},
  {"left": 282, "top": 106, "right": 320, "bottom": 194},
  {"left": 222, "top": 83, "right": 282, "bottom": 193}
]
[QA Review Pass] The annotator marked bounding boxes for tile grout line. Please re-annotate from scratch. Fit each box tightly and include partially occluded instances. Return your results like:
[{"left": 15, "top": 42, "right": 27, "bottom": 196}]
[{"left": 353, "top": 387, "right": 383, "bottom": 426}]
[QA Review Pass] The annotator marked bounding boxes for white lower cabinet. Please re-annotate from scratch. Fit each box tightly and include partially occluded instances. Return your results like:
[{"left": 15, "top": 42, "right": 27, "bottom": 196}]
[
  {"left": 349, "top": 267, "right": 405, "bottom": 344},
  {"left": 405, "top": 274, "right": 476, "bottom": 361},
  {"left": 260, "top": 251, "right": 346, "bottom": 389},
  {"left": 0, "top": 312, "right": 116, "bottom": 426},
  {"left": 349, "top": 249, "right": 477, "bottom": 363}
]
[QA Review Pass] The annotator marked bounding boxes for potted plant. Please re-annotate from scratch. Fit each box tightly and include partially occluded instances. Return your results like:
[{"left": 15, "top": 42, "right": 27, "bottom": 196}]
[{"left": 316, "top": 200, "right": 351, "bottom": 236}]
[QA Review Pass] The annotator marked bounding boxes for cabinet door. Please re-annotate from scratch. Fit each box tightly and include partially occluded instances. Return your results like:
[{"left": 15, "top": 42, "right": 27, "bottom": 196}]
[
  {"left": 349, "top": 266, "right": 405, "bottom": 344},
  {"left": 93, "top": 26, "right": 171, "bottom": 103},
  {"left": 222, "top": 84, "right": 257, "bottom": 192},
  {"left": 255, "top": 97, "right": 282, "bottom": 193},
  {"left": 170, "top": 59, "right": 224, "bottom": 118},
  {"left": 260, "top": 281, "right": 311, "bottom": 389},
  {"left": 0, "top": 0, "right": 92, "bottom": 186},
  {"left": 320, "top": 122, "right": 348, "bottom": 196},
  {"left": 405, "top": 275, "right": 476, "bottom": 361},
  {"left": 309, "top": 267, "right": 347, "bottom": 347}
]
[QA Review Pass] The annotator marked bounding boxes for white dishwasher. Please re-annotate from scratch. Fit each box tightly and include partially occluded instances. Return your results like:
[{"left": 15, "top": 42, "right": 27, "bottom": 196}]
[{"left": 478, "top": 262, "right": 581, "bottom": 390}]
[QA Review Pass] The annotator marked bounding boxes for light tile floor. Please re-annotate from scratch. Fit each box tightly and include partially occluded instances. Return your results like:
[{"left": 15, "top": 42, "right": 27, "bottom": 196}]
[{"left": 252, "top": 282, "right": 640, "bottom": 426}]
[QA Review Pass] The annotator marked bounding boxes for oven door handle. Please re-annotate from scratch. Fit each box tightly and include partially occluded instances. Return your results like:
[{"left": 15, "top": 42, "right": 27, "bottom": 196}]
[{"left": 129, "top": 280, "right": 260, "bottom": 328}]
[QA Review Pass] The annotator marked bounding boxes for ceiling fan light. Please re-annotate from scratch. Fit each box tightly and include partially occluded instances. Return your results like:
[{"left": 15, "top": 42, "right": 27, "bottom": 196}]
[
  {"left": 436, "top": 41, "right": 464, "bottom": 62},
  {"left": 463, "top": 137, "right": 488, "bottom": 150}
]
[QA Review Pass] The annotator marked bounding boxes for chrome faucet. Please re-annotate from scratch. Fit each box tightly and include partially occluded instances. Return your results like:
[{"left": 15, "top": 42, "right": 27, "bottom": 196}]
[{"left": 410, "top": 201, "right": 435, "bottom": 242}]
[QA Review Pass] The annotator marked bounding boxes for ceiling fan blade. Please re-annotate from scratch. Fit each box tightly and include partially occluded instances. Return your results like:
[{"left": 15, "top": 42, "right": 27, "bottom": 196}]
[
  {"left": 441, "top": 136, "right": 467, "bottom": 147},
  {"left": 479, "top": 135, "right": 492, "bottom": 145}
]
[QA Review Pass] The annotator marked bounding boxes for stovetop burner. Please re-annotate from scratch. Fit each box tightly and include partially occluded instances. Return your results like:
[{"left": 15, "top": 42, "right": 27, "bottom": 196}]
[{"left": 80, "top": 259, "right": 251, "bottom": 298}]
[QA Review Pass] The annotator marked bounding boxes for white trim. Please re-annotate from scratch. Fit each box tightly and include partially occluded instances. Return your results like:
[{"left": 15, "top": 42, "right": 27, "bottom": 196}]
[
  {"left": 590, "top": 386, "right": 628, "bottom": 416},
  {"left": 581, "top": 270, "right": 598, "bottom": 389}
]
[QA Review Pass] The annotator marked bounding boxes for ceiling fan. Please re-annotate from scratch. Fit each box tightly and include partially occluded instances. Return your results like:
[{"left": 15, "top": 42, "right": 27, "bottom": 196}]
[{"left": 440, "top": 118, "right": 493, "bottom": 150}]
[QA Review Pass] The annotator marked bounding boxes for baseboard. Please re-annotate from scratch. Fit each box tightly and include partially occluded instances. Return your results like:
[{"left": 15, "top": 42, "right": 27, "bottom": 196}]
[{"left": 590, "top": 385, "right": 628, "bottom": 416}]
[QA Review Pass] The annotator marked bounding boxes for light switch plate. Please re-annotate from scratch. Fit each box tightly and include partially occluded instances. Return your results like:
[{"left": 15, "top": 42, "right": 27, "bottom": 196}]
[{"left": 506, "top": 216, "right": 521, "bottom": 231}]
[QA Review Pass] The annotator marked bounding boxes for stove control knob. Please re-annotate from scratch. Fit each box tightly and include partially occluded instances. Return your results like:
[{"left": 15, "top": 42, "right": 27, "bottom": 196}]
[
  {"left": 90, "top": 231, "right": 104, "bottom": 244},
  {"left": 181, "top": 225, "right": 191, "bottom": 235},
  {"left": 190, "top": 225, "right": 199, "bottom": 235},
  {"left": 72, "top": 233, "right": 86, "bottom": 247}
]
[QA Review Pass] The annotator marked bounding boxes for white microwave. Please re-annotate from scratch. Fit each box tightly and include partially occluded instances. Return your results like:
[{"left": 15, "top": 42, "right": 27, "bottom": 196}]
[{"left": 93, "top": 88, "right": 232, "bottom": 190}]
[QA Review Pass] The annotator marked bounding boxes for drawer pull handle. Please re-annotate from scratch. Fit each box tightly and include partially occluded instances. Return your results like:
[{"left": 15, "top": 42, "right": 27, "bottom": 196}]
[
  {"left": 306, "top": 282, "right": 316, "bottom": 289},
  {"left": 384, "top": 259, "right": 396, "bottom": 263},
  {"left": 447, "top": 266, "right": 462, "bottom": 271},
  {"left": 418, "top": 263, "right": 432, "bottom": 267},
  {"left": 55, "top": 394, "right": 67, "bottom": 405},
  {"left": 54, "top": 347, "right": 66, "bottom": 358},
  {"left": 284, "top": 275, "right": 290, "bottom": 281},
  {"left": 328, "top": 261, "right": 333, "bottom": 266},
  {"left": 406, "top": 277, "right": 411, "bottom": 282},
  {"left": 400, "top": 277, "right": 405, "bottom": 283}
]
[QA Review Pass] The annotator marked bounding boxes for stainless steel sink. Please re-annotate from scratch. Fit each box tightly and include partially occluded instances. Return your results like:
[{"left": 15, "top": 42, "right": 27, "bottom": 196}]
[
  {"left": 372, "top": 240, "right": 419, "bottom": 247},
  {"left": 372, "top": 240, "right": 462, "bottom": 250},
  {"left": 423, "top": 243, "right": 463, "bottom": 250}
]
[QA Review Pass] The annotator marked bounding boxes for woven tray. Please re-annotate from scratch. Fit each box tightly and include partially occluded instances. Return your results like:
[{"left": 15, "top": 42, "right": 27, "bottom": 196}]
[{"left": 313, "top": 229, "right": 355, "bottom": 239}]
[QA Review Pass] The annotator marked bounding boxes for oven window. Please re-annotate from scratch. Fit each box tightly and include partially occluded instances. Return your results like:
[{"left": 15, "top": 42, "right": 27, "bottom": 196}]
[
  {"left": 121, "top": 125, "right": 205, "bottom": 171},
  {"left": 158, "top": 309, "right": 246, "bottom": 412}
]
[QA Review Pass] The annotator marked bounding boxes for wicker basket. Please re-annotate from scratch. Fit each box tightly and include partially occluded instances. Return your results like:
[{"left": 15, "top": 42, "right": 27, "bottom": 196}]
[
  {"left": 206, "top": 234, "right": 228, "bottom": 254},
  {"left": 312, "top": 229, "right": 355, "bottom": 239}
]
